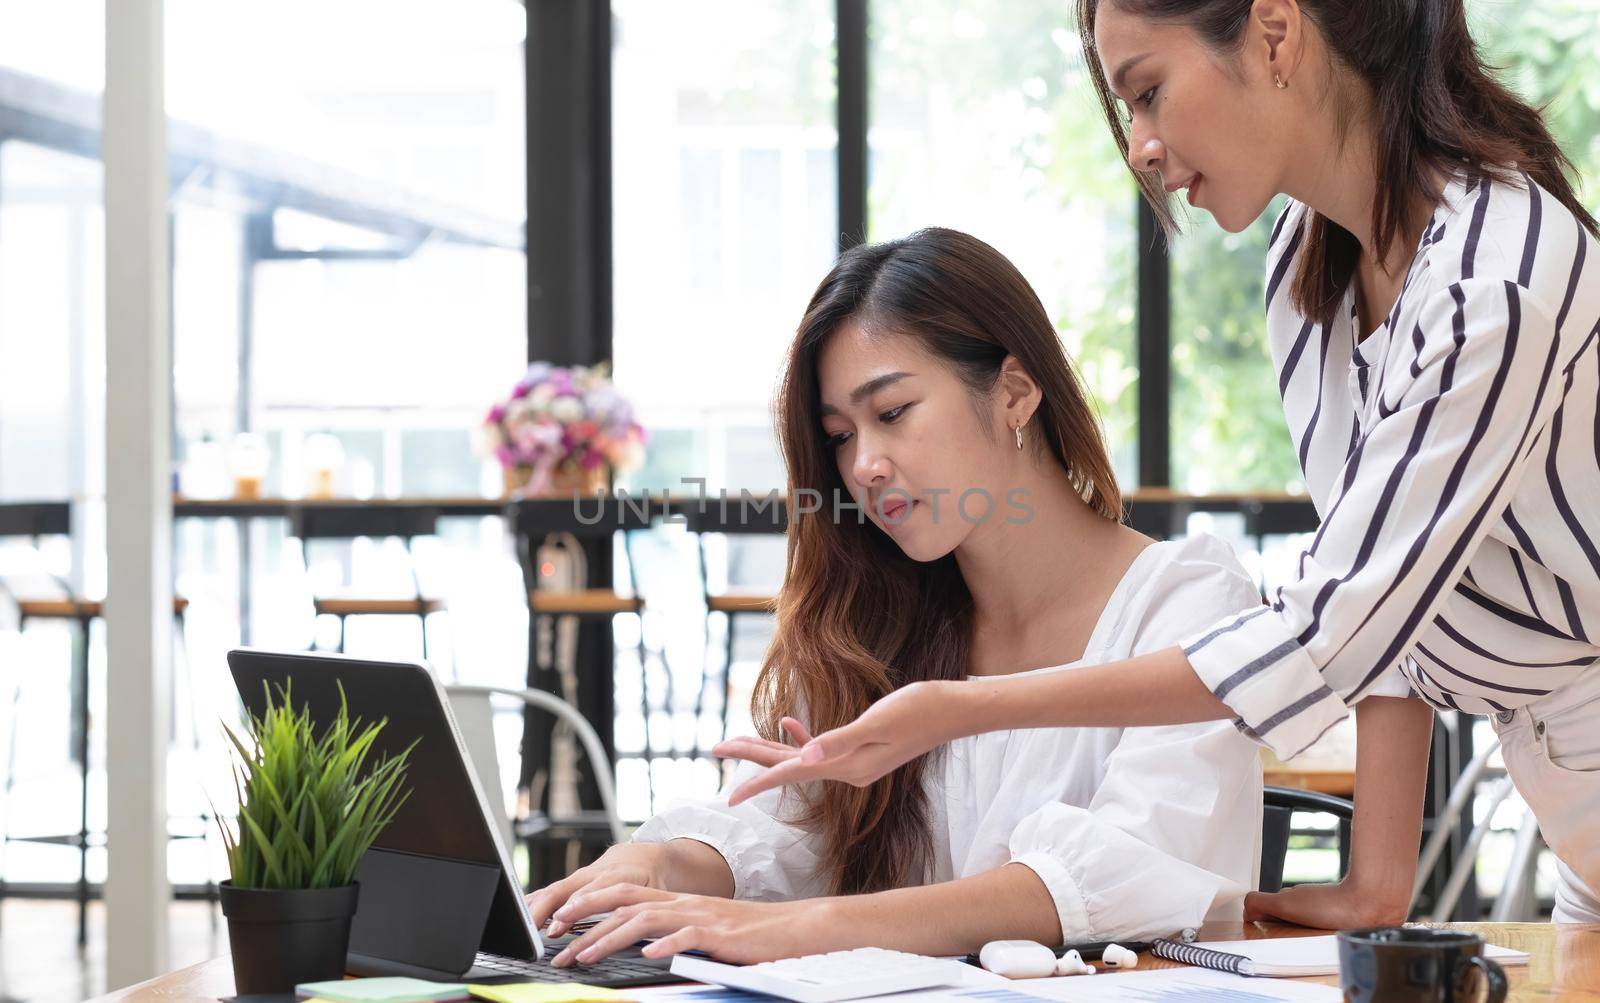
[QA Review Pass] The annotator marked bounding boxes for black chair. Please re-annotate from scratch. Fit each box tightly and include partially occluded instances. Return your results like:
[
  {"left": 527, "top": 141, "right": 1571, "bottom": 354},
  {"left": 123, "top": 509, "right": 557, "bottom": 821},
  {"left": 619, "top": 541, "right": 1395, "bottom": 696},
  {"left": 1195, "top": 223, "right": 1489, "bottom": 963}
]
[
  {"left": 0, "top": 502, "right": 205, "bottom": 946},
  {"left": 1260, "top": 785, "right": 1354, "bottom": 893},
  {"left": 291, "top": 503, "right": 447, "bottom": 662}
]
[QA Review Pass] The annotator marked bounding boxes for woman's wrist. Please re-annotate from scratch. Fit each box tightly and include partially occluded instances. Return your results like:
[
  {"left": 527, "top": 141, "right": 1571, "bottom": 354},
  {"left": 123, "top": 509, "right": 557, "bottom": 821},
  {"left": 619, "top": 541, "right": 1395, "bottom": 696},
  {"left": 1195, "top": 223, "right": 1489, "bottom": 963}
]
[
  {"left": 1341, "top": 856, "right": 1414, "bottom": 914},
  {"left": 798, "top": 894, "right": 863, "bottom": 954}
]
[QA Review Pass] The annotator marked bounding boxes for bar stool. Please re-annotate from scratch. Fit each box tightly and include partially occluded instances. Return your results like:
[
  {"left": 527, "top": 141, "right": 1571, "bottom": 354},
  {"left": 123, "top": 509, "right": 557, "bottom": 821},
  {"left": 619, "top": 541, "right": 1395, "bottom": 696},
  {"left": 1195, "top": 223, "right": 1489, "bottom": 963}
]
[
  {"left": 0, "top": 502, "right": 206, "bottom": 947},
  {"left": 529, "top": 574, "right": 647, "bottom": 762},
  {"left": 681, "top": 504, "right": 780, "bottom": 758},
  {"left": 292, "top": 503, "right": 448, "bottom": 665},
  {"left": 506, "top": 497, "right": 655, "bottom": 881},
  {"left": 520, "top": 536, "right": 648, "bottom": 767}
]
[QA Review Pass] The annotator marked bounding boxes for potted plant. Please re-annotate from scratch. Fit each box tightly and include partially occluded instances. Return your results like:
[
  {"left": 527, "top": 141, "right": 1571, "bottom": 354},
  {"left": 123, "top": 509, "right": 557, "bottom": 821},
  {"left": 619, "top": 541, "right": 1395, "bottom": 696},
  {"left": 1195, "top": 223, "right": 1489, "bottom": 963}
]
[
  {"left": 478, "top": 361, "right": 648, "bottom": 496},
  {"left": 216, "top": 683, "right": 414, "bottom": 995}
]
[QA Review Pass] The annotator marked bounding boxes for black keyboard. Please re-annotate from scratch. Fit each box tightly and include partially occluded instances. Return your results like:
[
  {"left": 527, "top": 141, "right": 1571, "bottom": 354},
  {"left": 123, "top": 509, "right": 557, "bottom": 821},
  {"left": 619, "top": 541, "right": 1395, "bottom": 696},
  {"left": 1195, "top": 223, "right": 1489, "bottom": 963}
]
[{"left": 474, "top": 951, "right": 691, "bottom": 987}]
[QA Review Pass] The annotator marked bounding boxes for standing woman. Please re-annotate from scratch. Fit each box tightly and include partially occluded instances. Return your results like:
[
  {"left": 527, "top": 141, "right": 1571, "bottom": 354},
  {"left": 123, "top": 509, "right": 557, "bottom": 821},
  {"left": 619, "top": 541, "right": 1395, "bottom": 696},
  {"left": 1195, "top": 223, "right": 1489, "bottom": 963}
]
[{"left": 727, "top": 0, "right": 1600, "bottom": 926}]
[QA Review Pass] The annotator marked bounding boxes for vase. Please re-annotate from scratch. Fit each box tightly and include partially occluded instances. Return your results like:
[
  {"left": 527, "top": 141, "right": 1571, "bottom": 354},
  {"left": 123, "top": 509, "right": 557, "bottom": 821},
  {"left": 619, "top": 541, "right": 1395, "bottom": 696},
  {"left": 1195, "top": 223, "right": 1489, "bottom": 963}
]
[
  {"left": 219, "top": 881, "right": 360, "bottom": 995},
  {"left": 503, "top": 464, "right": 609, "bottom": 497},
  {"left": 503, "top": 465, "right": 537, "bottom": 496},
  {"left": 551, "top": 465, "right": 610, "bottom": 496}
]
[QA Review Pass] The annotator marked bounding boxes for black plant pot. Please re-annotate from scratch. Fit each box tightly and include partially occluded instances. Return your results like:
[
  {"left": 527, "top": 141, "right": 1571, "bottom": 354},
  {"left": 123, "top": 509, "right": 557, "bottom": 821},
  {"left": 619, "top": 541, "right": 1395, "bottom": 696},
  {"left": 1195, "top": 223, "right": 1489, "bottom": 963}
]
[{"left": 219, "top": 881, "right": 360, "bottom": 995}]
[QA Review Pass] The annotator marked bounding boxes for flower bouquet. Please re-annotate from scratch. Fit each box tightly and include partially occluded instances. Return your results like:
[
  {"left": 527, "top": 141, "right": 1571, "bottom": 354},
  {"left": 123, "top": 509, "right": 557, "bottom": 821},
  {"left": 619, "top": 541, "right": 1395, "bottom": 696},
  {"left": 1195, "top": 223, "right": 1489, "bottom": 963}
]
[{"left": 479, "top": 362, "right": 646, "bottom": 495}]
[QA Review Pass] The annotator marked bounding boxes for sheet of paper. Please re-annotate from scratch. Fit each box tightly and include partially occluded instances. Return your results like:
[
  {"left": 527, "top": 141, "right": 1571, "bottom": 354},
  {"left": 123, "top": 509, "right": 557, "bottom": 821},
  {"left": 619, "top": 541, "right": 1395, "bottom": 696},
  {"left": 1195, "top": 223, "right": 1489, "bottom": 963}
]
[
  {"left": 1000, "top": 969, "right": 1341, "bottom": 1002},
  {"left": 632, "top": 986, "right": 1048, "bottom": 1003},
  {"left": 468, "top": 984, "right": 638, "bottom": 1003},
  {"left": 630, "top": 959, "right": 1008, "bottom": 1003},
  {"left": 631, "top": 969, "right": 1339, "bottom": 1003}
]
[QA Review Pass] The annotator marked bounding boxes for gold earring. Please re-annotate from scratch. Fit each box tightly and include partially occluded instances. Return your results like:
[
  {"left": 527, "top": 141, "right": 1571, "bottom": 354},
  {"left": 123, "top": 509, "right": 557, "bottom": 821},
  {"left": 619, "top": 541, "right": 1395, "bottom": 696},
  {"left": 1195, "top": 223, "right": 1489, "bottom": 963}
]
[
  {"left": 1274, "top": 73, "right": 1288, "bottom": 89},
  {"left": 1014, "top": 424, "right": 1024, "bottom": 450}
]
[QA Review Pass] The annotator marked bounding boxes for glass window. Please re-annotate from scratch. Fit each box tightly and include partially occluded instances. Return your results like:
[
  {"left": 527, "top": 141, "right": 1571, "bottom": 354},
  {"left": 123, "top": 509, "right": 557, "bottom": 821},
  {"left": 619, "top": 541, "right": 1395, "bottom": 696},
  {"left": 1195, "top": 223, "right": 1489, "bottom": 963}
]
[
  {"left": 0, "top": 142, "right": 104, "bottom": 505},
  {"left": 170, "top": 0, "right": 530, "bottom": 893},
  {"left": 28, "top": 3, "right": 539, "bottom": 900},
  {"left": 869, "top": 0, "right": 1140, "bottom": 483},
  {"left": 166, "top": 0, "right": 527, "bottom": 499},
  {"left": 611, "top": 0, "right": 838, "bottom": 493},
  {"left": 0, "top": 1, "right": 112, "bottom": 899},
  {"left": 163, "top": 0, "right": 530, "bottom": 694},
  {"left": 1471, "top": 0, "right": 1600, "bottom": 214},
  {"left": 1169, "top": 0, "right": 1600, "bottom": 495},
  {"left": 1168, "top": 202, "right": 1303, "bottom": 494}
]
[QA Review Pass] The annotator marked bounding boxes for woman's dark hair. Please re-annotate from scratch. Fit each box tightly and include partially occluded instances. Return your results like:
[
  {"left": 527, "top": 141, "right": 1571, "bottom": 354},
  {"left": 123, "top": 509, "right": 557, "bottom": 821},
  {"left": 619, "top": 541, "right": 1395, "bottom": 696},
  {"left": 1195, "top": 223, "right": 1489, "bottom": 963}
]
[
  {"left": 1077, "top": 0, "right": 1600, "bottom": 325},
  {"left": 760, "top": 227, "right": 1119, "bottom": 895}
]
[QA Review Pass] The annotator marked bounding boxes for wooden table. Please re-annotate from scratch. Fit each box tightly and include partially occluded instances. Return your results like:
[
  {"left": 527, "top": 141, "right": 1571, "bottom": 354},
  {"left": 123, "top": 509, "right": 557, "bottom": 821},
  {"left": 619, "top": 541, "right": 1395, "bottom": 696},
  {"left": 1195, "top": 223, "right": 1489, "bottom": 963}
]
[
  {"left": 88, "top": 922, "right": 1600, "bottom": 1002},
  {"left": 171, "top": 495, "right": 511, "bottom": 518},
  {"left": 1264, "top": 765, "right": 1358, "bottom": 798},
  {"left": 1137, "top": 923, "right": 1600, "bottom": 999}
]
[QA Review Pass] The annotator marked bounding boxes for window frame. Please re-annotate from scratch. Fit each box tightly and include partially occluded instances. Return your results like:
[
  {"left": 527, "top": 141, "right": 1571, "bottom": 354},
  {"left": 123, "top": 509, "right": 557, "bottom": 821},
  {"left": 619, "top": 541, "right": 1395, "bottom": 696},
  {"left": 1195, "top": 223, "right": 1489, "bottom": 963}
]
[{"left": 554, "top": 1, "right": 1174, "bottom": 486}]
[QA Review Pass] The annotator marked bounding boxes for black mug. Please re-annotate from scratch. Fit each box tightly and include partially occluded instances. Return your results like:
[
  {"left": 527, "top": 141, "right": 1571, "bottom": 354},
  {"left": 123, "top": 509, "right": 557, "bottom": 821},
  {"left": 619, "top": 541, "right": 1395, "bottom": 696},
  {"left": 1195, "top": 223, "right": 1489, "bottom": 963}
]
[{"left": 1338, "top": 927, "right": 1508, "bottom": 1003}]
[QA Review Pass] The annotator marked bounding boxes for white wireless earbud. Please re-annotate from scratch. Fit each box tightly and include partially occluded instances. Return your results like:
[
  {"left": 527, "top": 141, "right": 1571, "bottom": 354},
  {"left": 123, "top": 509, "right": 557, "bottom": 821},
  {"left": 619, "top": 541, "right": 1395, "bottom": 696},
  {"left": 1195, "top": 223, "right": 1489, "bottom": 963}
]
[
  {"left": 1102, "top": 944, "right": 1139, "bottom": 969},
  {"left": 1054, "top": 950, "right": 1096, "bottom": 976}
]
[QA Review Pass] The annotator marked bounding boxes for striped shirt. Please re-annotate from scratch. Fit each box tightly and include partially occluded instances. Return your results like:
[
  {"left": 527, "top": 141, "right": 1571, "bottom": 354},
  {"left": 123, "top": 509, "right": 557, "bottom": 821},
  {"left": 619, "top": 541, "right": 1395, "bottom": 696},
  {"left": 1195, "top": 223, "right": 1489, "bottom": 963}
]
[{"left": 1181, "top": 171, "right": 1600, "bottom": 759}]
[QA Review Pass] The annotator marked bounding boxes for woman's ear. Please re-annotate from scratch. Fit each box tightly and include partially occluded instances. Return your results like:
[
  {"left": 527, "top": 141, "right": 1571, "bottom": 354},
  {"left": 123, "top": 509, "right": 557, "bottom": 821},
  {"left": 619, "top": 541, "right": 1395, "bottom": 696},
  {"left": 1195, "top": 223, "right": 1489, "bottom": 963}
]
[
  {"left": 1249, "top": 0, "right": 1305, "bottom": 86},
  {"left": 997, "top": 356, "right": 1042, "bottom": 430}
]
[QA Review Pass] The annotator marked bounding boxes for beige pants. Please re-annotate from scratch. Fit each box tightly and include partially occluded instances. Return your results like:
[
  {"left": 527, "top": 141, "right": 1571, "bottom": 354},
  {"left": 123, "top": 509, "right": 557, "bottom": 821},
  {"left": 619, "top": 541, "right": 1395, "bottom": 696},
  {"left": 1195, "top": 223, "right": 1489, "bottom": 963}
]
[{"left": 1492, "top": 668, "right": 1600, "bottom": 923}]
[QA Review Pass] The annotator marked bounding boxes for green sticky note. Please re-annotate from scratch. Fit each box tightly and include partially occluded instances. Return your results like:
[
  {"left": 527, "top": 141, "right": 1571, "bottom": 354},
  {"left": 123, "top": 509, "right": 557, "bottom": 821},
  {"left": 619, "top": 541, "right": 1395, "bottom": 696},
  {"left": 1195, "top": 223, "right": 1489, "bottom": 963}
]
[
  {"left": 295, "top": 976, "right": 470, "bottom": 1003},
  {"left": 467, "top": 983, "right": 638, "bottom": 1003}
]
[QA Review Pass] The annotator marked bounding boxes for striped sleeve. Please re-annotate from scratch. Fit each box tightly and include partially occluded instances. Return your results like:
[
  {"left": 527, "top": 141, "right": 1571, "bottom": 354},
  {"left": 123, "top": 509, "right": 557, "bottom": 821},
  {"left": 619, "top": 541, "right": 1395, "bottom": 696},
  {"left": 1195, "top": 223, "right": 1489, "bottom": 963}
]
[{"left": 1181, "top": 278, "right": 1571, "bottom": 758}]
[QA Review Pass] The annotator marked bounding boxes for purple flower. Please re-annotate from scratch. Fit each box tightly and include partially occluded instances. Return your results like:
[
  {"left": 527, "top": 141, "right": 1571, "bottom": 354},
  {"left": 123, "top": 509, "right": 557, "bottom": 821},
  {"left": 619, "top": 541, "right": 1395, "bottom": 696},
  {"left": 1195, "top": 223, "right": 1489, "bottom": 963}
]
[{"left": 488, "top": 360, "right": 645, "bottom": 476}]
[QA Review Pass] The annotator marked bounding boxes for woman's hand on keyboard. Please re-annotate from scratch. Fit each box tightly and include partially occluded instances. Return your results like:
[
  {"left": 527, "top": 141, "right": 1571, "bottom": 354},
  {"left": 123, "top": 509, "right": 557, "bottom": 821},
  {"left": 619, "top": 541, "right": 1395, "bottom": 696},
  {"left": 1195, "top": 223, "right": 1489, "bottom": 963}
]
[
  {"left": 526, "top": 844, "right": 672, "bottom": 938},
  {"left": 548, "top": 885, "right": 828, "bottom": 967},
  {"left": 529, "top": 840, "right": 736, "bottom": 938}
]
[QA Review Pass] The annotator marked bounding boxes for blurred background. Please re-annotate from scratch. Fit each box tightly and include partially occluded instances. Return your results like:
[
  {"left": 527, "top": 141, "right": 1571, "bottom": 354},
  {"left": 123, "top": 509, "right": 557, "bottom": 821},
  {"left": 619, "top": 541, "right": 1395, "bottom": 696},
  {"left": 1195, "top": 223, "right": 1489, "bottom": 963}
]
[{"left": 0, "top": 1, "right": 1597, "bottom": 998}]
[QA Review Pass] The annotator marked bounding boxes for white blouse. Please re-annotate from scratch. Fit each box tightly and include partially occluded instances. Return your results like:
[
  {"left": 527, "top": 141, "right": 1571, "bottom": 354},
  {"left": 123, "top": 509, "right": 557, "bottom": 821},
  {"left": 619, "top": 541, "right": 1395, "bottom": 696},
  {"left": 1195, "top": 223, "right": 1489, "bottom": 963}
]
[
  {"left": 634, "top": 534, "right": 1265, "bottom": 942},
  {"left": 1183, "top": 172, "right": 1600, "bottom": 760}
]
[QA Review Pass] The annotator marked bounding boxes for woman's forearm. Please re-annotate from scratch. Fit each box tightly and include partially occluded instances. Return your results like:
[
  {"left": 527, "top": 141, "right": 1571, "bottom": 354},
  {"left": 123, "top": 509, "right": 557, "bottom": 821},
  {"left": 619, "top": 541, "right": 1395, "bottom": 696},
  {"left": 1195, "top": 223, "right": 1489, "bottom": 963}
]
[
  {"left": 1346, "top": 696, "right": 1433, "bottom": 919},
  {"left": 817, "top": 864, "right": 1061, "bottom": 956},
  {"left": 731, "top": 647, "right": 1240, "bottom": 807},
  {"left": 965, "top": 645, "right": 1233, "bottom": 735},
  {"left": 1242, "top": 694, "right": 1434, "bottom": 929}
]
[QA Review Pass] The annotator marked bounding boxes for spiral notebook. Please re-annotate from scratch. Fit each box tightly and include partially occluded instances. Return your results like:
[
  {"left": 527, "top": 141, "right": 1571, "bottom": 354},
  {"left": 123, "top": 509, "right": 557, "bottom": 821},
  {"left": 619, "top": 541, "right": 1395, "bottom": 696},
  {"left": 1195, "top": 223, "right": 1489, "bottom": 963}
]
[{"left": 1151, "top": 935, "right": 1530, "bottom": 977}]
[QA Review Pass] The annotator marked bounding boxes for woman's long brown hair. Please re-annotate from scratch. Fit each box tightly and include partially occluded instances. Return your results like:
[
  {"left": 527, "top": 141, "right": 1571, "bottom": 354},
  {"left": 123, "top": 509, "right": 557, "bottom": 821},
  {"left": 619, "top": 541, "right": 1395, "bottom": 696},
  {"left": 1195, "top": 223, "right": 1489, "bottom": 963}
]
[
  {"left": 1076, "top": 0, "right": 1600, "bottom": 326},
  {"left": 759, "top": 227, "right": 1121, "bottom": 895}
]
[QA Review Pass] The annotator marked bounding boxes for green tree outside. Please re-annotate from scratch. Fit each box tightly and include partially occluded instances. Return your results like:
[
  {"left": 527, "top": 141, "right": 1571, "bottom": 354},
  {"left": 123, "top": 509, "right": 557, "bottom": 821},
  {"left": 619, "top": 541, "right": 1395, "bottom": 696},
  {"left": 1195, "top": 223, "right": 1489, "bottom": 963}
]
[{"left": 1167, "top": 0, "right": 1600, "bottom": 492}]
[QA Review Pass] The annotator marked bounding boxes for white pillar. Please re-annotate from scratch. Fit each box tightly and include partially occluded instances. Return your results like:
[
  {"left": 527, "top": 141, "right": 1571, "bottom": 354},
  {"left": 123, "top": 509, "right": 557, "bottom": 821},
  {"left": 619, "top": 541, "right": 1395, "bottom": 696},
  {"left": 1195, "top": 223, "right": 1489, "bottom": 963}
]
[{"left": 103, "top": 0, "right": 172, "bottom": 987}]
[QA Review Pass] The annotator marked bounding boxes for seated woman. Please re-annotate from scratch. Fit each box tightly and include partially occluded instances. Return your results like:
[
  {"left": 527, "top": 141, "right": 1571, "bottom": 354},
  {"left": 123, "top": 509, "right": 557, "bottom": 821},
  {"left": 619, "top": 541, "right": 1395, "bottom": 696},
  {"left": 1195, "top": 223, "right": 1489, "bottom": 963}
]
[{"left": 527, "top": 227, "right": 1264, "bottom": 966}]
